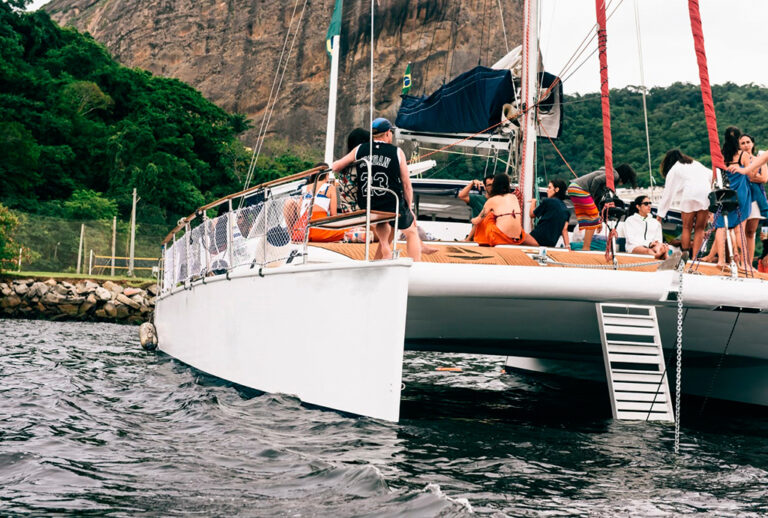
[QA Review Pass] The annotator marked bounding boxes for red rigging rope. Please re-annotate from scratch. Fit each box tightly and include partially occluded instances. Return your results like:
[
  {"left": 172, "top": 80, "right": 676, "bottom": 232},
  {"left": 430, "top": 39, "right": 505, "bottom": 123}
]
[
  {"left": 595, "top": 0, "right": 614, "bottom": 191},
  {"left": 688, "top": 0, "right": 725, "bottom": 177}
]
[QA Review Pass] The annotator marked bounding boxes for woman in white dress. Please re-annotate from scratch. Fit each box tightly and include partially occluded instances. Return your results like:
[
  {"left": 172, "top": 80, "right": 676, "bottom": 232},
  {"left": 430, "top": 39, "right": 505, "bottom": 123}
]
[{"left": 656, "top": 149, "right": 712, "bottom": 258}]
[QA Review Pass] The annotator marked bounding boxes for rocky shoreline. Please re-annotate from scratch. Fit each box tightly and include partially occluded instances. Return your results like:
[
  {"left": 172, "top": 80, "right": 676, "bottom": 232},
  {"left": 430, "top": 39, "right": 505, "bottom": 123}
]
[{"left": 0, "top": 277, "right": 155, "bottom": 325}]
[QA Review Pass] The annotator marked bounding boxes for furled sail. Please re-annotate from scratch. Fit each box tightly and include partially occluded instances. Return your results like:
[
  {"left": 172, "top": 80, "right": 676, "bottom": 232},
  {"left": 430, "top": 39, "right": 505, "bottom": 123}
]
[{"left": 395, "top": 47, "right": 562, "bottom": 139}]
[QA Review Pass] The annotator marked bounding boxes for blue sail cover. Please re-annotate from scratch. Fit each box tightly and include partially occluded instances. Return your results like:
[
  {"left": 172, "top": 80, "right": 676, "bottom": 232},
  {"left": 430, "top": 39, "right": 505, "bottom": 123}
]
[{"left": 395, "top": 66, "right": 514, "bottom": 134}]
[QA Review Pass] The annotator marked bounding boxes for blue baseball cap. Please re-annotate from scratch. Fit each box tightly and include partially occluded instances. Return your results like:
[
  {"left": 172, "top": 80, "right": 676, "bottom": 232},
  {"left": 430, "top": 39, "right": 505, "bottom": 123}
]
[{"left": 371, "top": 117, "right": 393, "bottom": 134}]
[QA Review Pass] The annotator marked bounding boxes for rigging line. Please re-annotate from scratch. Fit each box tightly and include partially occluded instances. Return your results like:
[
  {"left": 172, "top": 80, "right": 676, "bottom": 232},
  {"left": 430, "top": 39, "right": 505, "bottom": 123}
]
[
  {"left": 250, "top": 0, "right": 309, "bottom": 189},
  {"left": 422, "top": 20, "right": 440, "bottom": 94},
  {"left": 539, "top": 120, "right": 578, "bottom": 178},
  {"left": 555, "top": 0, "right": 625, "bottom": 83},
  {"left": 478, "top": 0, "right": 489, "bottom": 66},
  {"left": 634, "top": 0, "right": 654, "bottom": 189},
  {"left": 444, "top": 8, "right": 458, "bottom": 83},
  {"left": 419, "top": 147, "right": 509, "bottom": 161},
  {"left": 243, "top": 0, "right": 303, "bottom": 193},
  {"left": 526, "top": 0, "right": 630, "bottom": 119},
  {"left": 698, "top": 310, "right": 740, "bottom": 415},
  {"left": 496, "top": 0, "right": 510, "bottom": 54}
]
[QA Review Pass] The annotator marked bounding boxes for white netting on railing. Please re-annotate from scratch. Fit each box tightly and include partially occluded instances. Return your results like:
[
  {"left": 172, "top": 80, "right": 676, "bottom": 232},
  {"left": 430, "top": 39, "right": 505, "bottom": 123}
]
[{"left": 161, "top": 193, "right": 306, "bottom": 293}]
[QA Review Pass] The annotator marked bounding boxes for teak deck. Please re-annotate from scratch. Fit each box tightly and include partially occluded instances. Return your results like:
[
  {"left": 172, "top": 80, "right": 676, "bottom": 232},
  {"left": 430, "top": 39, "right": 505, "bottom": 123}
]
[{"left": 312, "top": 242, "right": 768, "bottom": 280}]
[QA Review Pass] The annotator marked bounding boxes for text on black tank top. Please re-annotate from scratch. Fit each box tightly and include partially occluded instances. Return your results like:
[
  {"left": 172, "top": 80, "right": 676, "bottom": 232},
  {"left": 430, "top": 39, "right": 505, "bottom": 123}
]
[{"left": 355, "top": 141, "right": 402, "bottom": 210}]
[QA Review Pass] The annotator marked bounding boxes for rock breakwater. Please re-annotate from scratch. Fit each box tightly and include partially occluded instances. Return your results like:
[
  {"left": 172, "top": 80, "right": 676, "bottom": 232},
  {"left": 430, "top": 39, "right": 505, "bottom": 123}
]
[{"left": 0, "top": 277, "right": 156, "bottom": 325}]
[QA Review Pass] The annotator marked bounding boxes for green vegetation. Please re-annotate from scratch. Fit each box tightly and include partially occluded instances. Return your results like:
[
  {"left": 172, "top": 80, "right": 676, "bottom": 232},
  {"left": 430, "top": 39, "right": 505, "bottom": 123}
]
[
  {"left": 0, "top": 203, "right": 21, "bottom": 269},
  {"left": 0, "top": 2, "right": 315, "bottom": 228},
  {"left": 538, "top": 82, "right": 768, "bottom": 186}
]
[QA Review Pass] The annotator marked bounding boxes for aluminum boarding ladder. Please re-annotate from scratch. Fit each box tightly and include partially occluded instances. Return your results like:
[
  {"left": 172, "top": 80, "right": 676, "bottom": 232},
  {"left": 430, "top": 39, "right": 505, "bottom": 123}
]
[{"left": 596, "top": 303, "right": 674, "bottom": 422}]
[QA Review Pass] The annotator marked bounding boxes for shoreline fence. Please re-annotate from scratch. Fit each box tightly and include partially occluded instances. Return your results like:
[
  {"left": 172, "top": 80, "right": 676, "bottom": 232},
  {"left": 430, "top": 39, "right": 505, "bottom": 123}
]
[{"left": 10, "top": 211, "right": 169, "bottom": 278}]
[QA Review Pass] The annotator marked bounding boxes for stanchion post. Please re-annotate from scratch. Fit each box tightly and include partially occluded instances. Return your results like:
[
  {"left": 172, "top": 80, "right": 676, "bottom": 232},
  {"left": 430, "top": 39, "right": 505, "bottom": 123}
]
[
  {"left": 111, "top": 216, "right": 116, "bottom": 277},
  {"left": 128, "top": 188, "right": 137, "bottom": 277}
]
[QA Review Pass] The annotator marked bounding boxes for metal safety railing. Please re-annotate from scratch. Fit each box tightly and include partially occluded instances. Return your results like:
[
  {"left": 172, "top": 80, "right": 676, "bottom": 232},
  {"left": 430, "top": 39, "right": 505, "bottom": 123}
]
[{"left": 158, "top": 161, "right": 400, "bottom": 295}]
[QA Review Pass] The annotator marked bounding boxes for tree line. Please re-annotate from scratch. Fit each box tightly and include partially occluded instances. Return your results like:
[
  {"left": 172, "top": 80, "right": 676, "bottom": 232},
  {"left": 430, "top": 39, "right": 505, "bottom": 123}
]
[
  {"left": 0, "top": 1, "right": 314, "bottom": 230},
  {"left": 538, "top": 82, "right": 768, "bottom": 186}
]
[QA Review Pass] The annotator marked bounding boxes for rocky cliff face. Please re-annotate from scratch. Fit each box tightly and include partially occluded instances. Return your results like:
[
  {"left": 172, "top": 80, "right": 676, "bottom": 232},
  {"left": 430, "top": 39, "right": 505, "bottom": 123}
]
[{"left": 45, "top": 0, "right": 522, "bottom": 156}]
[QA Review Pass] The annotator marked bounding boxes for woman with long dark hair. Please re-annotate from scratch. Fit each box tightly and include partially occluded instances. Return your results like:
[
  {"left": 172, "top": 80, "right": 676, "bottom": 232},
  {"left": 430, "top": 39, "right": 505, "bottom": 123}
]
[
  {"left": 529, "top": 178, "right": 570, "bottom": 248},
  {"left": 709, "top": 126, "right": 753, "bottom": 267},
  {"left": 738, "top": 133, "right": 768, "bottom": 266},
  {"left": 472, "top": 173, "right": 538, "bottom": 246},
  {"left": 656, "top": 149, "right": 711, "bottom": 257}
]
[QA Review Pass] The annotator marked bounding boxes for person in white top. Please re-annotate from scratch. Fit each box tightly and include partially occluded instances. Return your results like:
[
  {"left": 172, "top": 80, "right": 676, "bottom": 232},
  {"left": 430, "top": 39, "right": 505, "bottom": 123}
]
[
  {"left": 655, "top": 149, "right": 711, "bottom": 258},
  {"left": 625, "top": 195, "right": 669, "bottom": 259}
]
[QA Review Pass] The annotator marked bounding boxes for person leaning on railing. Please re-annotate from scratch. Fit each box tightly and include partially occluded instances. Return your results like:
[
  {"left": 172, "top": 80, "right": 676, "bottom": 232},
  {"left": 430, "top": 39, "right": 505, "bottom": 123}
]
[{"left": 331, "top": 117, "right": 422, "bottom": 261}]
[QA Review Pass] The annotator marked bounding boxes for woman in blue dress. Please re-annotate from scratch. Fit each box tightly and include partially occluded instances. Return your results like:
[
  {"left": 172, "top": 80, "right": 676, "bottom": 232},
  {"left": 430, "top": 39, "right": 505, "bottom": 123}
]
[{"left": 711, "top": 126, "right": 752, "bottom": 268}]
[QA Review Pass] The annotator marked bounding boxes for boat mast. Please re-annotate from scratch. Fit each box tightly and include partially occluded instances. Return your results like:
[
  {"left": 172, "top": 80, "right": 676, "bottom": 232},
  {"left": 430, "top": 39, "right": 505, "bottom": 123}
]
[
  {"left": 519, "top": 0, "right": 538, "bottom": 232},
  {"left": 595, "top": 0, "right": 614, "bottom": 192},
  {"left": 324, "top": 0, "right": 343, "bottom": 165}
]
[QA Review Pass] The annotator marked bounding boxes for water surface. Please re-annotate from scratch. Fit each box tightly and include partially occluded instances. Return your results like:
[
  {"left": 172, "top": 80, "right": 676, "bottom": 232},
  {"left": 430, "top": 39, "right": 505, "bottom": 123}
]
[{"left": 2, "top": 319, "right": 767, "bottom": 516}]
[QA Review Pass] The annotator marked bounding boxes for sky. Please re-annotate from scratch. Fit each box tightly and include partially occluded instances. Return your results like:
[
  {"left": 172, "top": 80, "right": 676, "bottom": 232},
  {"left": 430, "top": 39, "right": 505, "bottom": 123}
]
[
  {"left": 539, "top": 0, "right": 768, "bottom": 95},
  {"left": 26, "top": 0, "right": 768, "bottom": 95}
]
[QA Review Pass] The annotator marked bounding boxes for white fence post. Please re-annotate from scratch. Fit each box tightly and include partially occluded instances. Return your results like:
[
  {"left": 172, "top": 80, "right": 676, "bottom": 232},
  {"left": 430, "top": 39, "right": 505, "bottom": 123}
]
[{"left": 77, "top": 223, "right": 85, "bottom": 274}]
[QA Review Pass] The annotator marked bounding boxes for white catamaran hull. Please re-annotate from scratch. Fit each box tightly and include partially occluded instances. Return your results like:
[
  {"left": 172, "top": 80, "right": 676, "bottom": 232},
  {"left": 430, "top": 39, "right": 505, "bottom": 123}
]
[
  {"left": 155, "top": 260, "right": 412, "bottom": 422},
  {"left": 402, "top": 262, "right": 768, "bottom": 407}
]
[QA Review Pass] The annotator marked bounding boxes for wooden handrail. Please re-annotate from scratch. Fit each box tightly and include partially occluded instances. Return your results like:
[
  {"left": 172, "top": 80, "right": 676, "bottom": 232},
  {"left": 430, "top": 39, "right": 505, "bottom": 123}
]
[{"left": 160, "top": 165, "right": 329, "bottom": 245}]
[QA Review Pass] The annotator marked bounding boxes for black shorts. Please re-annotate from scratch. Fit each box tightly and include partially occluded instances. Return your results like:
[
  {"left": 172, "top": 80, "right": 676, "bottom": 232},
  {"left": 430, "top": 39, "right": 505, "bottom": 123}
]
[{"left": 369, "top": 198, "right": 414, "bottom": 230}]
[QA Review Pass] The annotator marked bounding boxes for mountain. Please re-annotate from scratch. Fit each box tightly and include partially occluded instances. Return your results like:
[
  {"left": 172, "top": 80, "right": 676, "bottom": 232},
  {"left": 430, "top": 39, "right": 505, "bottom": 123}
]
[{"left": 44, "top": 0, "right": 523, "bottom": 155}]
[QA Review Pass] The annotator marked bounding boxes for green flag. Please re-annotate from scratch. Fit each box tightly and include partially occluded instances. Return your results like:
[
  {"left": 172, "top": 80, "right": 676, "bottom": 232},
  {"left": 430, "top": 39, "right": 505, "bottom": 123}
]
[
  {"left": 326, "top": 0, "right": 343, "bottom": 57},
  {"left": 402, "top": 62, "right": 412, "bottom": 95}
]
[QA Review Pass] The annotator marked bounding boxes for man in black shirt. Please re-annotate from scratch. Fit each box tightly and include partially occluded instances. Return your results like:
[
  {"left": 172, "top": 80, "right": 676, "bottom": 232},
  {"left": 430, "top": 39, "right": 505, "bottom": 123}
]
[{"left": 332, "top": 118, "right": 422, "bottom": 261}]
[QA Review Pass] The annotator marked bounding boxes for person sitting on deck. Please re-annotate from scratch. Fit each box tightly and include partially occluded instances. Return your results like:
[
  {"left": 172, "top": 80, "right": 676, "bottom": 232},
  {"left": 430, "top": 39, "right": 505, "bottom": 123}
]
[
  {"left": 566, "top": 164, "right": 637, "bottom": 251},
  {"left": 331, "top": 117, "right": 422, "bottom": 261},
  {"left": 529, "top": 178, "right": 570, "bottom": 248},
  {"left": 472, "top": 173, "right": 539, "bottom": 247},
  {"left": 290, "top": 167, "right": 347, "bottom": 243},
  {"left": 624, "top": 195, "right": 670, "bottom": 259},
  {"left": 458, "top": 176, "right": 493, "bottom": 241}
]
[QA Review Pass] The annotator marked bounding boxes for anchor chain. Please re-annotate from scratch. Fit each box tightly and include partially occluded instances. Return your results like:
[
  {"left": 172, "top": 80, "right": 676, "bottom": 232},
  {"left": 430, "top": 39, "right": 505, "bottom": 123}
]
[{"left": 674, "top": 261, "right": 684, "bottom": 454}]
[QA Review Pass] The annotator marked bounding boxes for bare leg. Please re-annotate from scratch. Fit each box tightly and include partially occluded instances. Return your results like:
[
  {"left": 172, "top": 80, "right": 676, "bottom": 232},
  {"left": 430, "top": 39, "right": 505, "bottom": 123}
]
[
  {"left": 582, "top": 228, "right": 596, "bottom": 251},
  {"left": 692, "top": 210, "right": 709, "bottom": 258},
  {"left": 745, "top": 219, "right": 759, "bottom": 267},
  {"left": 714, "top": 228, "right": 726, "bottom": 267},
  {"left": 680, "top": 212, "right": 694, "bottom": 251},
  {"left": 400, "top": 223, "right": 422, "bottom": 261},
  {"left": 373, "top": 223, "right": 392, "bottom": 260}
]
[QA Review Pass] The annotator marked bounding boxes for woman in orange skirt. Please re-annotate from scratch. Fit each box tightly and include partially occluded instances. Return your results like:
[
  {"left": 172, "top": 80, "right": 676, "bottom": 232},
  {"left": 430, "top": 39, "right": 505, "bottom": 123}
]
[{"left": 472, "top": 173, "right": 538, "bottom": 247}]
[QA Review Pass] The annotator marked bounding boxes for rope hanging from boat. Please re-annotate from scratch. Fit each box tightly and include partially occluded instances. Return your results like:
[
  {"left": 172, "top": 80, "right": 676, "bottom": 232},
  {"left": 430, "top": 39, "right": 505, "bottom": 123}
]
[
  {"left": 496, "top": 0, "right": 510, "bottom": 54},
  {"left": 633, "top": 0, "right": 654, "bottom": 190},
  {"left": 594, "top": 0, "right": 614, "bottom": 191},
  {"left": 242, "top": 0, "right": 309, "bottom": 197},
  {"left": 687, "top": 0, "right": 725, "bottom": 177}
]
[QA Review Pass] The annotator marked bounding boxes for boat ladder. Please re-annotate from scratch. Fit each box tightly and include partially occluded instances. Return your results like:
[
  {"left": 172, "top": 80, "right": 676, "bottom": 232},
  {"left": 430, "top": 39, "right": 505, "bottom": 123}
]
[{"left": 596, "top": 303, "right": 674, "bottom": 422}]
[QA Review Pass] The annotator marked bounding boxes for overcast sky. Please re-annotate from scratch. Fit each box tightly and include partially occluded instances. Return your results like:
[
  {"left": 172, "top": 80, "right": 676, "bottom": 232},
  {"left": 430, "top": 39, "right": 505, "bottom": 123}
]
[
  {"left": 540, "top": 0, "right": 768, "bottom": 95},
  {"left": 27, "top": 0, "right": 768, "bottom": 95}
]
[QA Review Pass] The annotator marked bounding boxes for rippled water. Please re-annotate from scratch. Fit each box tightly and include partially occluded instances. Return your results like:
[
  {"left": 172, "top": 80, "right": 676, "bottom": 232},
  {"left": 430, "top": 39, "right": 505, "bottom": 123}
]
[{"left": 2, "top": 319, "right": 768, "bottom": 516}]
